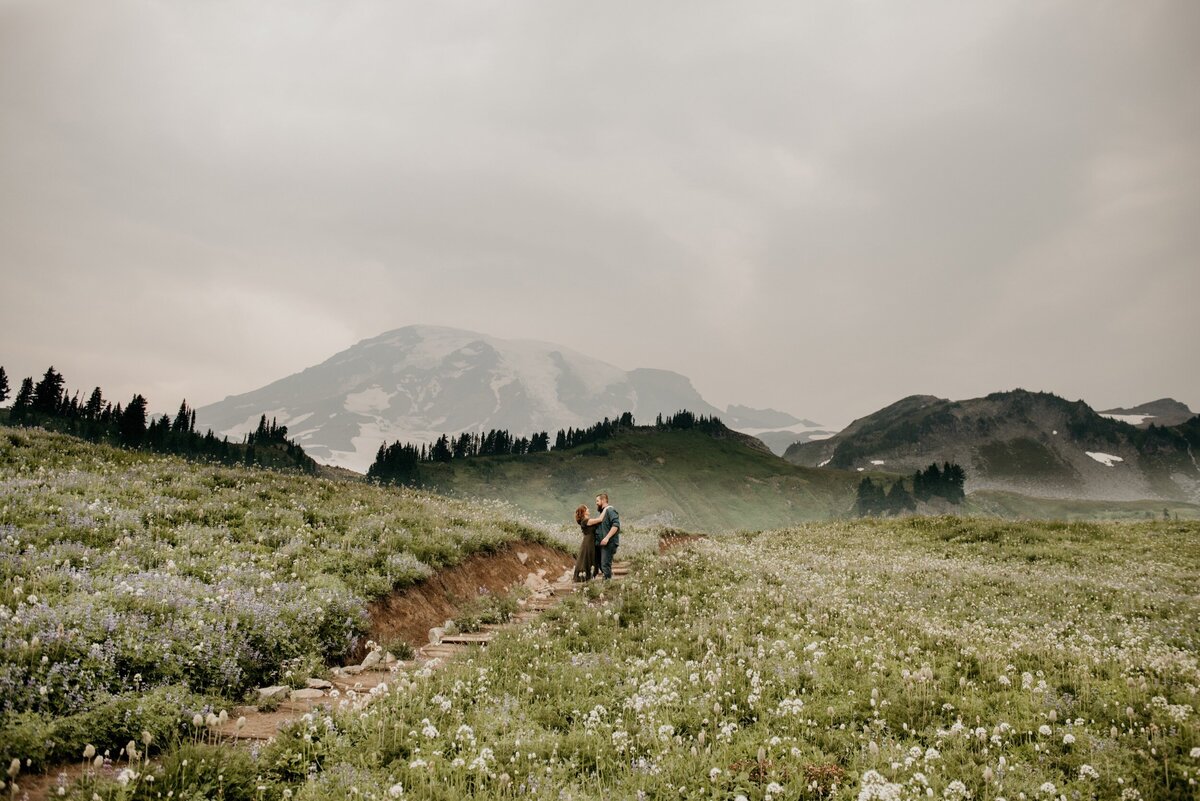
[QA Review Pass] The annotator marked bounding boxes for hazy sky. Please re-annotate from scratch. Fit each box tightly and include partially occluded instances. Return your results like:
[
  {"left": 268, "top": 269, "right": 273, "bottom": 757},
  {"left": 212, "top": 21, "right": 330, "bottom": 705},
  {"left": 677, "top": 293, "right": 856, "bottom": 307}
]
[{"left": 2, "top": 1, "right": 1197, "bottom": 428}]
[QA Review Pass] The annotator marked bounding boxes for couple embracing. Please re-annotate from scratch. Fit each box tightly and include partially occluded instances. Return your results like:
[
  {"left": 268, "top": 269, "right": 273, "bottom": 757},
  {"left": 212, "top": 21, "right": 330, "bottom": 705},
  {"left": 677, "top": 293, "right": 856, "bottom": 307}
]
[{"left": 573, "top": 492, "right": 620, "bottom": 582}]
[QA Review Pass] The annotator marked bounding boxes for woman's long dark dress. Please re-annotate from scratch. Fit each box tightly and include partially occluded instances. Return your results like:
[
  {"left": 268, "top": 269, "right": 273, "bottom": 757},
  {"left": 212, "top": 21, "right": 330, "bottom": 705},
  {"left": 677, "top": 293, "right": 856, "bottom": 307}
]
[{"left": 573, "top": 522, "right": 599, "bottom": 581}]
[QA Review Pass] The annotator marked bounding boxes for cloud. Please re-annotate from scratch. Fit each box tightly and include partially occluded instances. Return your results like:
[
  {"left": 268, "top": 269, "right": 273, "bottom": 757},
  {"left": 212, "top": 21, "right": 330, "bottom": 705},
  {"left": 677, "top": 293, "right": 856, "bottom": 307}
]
[{"left": 1, "top": 0, "right": 1197, "bottom": 424}]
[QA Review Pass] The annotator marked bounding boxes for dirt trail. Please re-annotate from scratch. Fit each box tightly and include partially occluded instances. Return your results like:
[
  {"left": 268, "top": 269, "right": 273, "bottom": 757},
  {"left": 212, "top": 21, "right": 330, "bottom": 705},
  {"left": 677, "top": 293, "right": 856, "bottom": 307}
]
[
  {"left": 21, "top": 541, "right": 634, "bottom": 801},
  {"left": 362, "top": 541, "right": 571, "bottom": 652}
]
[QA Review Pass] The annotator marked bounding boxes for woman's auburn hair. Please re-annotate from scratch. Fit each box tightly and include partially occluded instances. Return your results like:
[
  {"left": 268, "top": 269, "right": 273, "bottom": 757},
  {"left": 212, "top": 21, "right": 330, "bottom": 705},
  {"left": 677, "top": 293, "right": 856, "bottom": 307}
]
[{"left": 574, "top": 504, "right": 589, "bottom": 525}]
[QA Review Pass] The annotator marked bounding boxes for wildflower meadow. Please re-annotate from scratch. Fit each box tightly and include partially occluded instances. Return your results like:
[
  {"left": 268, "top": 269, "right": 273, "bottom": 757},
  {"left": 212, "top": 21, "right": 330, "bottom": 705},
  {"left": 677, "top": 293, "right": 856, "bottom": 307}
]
[
  {"left": 2, "top": 425, "right": 1198, "bottom": 800},
  {"left": 0, "top": 426, "right": 560, "bottom": 769}
]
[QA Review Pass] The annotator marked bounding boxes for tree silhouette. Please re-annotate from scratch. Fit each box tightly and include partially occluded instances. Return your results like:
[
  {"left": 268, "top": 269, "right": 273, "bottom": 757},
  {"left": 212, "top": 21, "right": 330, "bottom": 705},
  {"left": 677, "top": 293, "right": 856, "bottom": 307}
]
[
  {"left": 84, "top": 388, "right": 104, "bottom": 420},
  {"left": 32, "top": 366, "right": 65, "bottom": 415},
  {"left": 10, "top": 377, "right": 34, "bottom": 419},
  {"left": 118, "top": 394, "right": 148, "bottom": 446},
  {"left": 0, "top": 366, "right": 9, "bottom": 405}
]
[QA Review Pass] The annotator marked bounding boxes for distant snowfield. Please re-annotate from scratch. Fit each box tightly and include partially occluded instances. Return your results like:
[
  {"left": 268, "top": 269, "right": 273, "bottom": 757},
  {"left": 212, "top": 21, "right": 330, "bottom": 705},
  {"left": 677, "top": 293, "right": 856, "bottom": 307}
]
[
  {"left": 344, "top": 386, "right": 395, "bottom": 415},
  {"left": 870, "top": 460, "right": 885, "bottom": 465},
  {"left": 1100, "top": 413, "right": 1155, "bottom": 426},
  {"left": 1086, "top": 451, "right": 1125, "bottom": 467},
  {"left": 818, "top": 458, "right": 832, "bottom": 467}
]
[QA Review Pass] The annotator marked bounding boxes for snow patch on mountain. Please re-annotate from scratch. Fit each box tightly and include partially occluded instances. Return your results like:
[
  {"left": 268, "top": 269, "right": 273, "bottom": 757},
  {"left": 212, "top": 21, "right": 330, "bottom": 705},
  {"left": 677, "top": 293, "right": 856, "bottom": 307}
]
[
  {"left": 344, "top": 387, "right": 395, "bottom": 415},
  {"left": 1086, "top": 451, "right": 1124, "bottom": 467},
  {"left": 1100, "top": 413, "right": 1154, "bottom": 426}
]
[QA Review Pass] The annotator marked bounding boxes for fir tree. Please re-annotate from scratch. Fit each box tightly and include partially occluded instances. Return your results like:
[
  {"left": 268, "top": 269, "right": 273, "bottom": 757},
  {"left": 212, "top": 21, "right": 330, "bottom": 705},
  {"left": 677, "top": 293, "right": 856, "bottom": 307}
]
[
  {"left": 84, "top": 388, "right": 104, "bottom": 420},
  {"left": 0, "top": 366, "right": 8, "bottom": 404},
  {"left": 118, "top": 394, "right": 148, "bottom": 446},
  {"left": 31, "top": 366, "right": 65, "bottom": 415},
  {"left": 10, "top": 377, "right": 34, "bottom": 419},
  {"left": 172, "top": 401, "right": 193, "bottom": 433},
  {"left": 885, "top": 480, "right": 916, "bottom": 514},
  {"left": 430, "top": 434, "right": 452, "bottom": 462}
]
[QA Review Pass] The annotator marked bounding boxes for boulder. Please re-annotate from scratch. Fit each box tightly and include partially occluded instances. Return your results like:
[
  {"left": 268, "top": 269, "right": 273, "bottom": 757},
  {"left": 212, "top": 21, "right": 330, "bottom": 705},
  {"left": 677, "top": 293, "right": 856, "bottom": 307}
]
[
  {"left": 290, "top": 688, "right": 325, "bottom": 701},
  {"left": 517, "top": 551, "right": 529, "bottom": 565},
  {"left": 306, "top": 678, "right": 333, "bottom": 690},
  {"left": 428, "top": 627, "right": 445, "bottom": 645},
  {"left": 258, "top": 685, "right": 290, "bottom": 701},
  {"left": 360, "top": 650, "right": 383, "bottom": 671},
  {"left": 524, "top": 573, "right": 550, "bottom": 593},
  {"left": 343, "top": 664, "right": 364, "bottom": 675}
]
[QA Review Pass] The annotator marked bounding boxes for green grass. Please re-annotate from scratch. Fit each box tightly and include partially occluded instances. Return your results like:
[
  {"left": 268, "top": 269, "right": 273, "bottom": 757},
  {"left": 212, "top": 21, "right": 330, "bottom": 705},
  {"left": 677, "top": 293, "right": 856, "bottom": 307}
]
[
  {"left": 0, "top": 425, "right": 565, "bottom": 771},
  {"left": 966, "top": 489, "right": 1200, "bottom": 521},
  {"left": 415, "top": 428, "right": 863, "bottom": 532},
  {"left": 66, "top": 517, "right": 1200, "bottom": 801}
]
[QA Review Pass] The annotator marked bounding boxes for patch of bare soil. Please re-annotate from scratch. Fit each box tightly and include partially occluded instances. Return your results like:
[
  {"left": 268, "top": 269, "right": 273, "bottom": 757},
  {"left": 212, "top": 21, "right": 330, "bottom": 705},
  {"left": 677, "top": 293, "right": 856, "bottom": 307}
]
[{"left": 359, "top": 541, "right": 572, "bottom": 655}]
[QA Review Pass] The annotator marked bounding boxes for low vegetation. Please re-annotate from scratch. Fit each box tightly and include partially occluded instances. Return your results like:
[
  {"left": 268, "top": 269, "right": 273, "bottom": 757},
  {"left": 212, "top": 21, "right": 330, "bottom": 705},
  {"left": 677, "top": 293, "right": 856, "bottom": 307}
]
[
  {"left": 0, "top": 426, "right": 559, "bottom": 771},
  {"left": 37, "top": 517, "right": 1200, "bottom": 801}
]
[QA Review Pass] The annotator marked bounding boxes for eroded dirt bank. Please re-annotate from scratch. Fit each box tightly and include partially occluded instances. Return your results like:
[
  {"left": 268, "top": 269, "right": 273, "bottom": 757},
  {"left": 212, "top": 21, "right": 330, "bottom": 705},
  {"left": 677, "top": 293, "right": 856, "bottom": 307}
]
[{"left": 362, "top": 540, "right": 573, "bottom": 651}]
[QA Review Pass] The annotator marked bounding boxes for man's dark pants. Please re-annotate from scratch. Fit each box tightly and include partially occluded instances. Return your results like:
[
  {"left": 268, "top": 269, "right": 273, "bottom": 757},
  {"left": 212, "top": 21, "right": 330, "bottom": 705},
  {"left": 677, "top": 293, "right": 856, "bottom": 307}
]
[{"left": 599, "top": 540, "right": 619, "bottom": 580}]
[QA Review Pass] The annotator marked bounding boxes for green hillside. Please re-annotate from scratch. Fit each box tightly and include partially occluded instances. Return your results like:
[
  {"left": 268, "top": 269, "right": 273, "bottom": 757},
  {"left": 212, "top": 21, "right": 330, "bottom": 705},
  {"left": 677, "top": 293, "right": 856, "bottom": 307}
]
[
  {"left": 964, "top": 489, "right": 1200, "bottom": 520},
  {"left": 413, "top": 426, "right": 864, "bottom": 531},
  {"left": 0, "top": 425, "right": 561, "bottom": 770}
]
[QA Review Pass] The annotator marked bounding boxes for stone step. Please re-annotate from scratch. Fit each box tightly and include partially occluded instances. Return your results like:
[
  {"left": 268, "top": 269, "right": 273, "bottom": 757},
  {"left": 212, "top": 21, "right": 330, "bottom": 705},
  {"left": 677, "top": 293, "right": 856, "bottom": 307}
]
[
  {"left": 421, "top": 644, "right": 465, "bottom": 659},
  {"left": 438, "top": 632, "right": 493, "bottom": 645}
]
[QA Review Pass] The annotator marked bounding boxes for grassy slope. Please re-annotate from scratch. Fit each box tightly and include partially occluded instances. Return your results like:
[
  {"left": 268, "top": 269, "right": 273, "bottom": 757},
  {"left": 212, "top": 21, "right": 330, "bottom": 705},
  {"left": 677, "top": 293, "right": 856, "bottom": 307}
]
[
  {"left": 0, "top": 425, "right": 562, "bottom": 769},
  {"left": 965, "top": 489, "right": 1200, "bottom": 520},
  {"left": 100, "top": 516, "right": 1198, "bottom": 801},
  {"left": 409, "top": 426, "right": 1200, "bottom": 527},
  {"left": 415, "top": 427, "right": 864, "bottom": 532}
]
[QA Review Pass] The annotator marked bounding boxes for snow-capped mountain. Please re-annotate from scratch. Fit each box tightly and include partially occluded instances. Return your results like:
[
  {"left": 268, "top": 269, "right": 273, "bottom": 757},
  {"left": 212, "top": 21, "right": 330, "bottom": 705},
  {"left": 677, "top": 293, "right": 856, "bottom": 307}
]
[{"left": 195, "top": 325, "right": 812, "bottom": 472}]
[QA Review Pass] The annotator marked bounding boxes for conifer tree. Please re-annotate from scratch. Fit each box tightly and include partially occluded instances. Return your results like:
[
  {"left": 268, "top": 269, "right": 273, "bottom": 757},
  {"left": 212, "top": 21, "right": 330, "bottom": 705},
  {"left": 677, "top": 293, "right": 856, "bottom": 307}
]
[
  {"left": 10, "top": 377, "right": 34, "bottom": 419},
  {"left": 173, "top": 401, "right": 193, "bottom": 433},
  {"left": 84, "top": 388, "right": 104, "bottom": 420},
  {"left": 430, "top": 434, "right": 452, "bottom": 462},
  {"left": 885, "top": 480, "right": 916, "bottom": 514},
  {"left": 119, "top": 394, "right": 148, "bottom": 446},
  {"left": 0, "top": 366, "right": 8, "bottom": 404},
  {"left": 32, "top": 366, "right": 65, "bottom": 415}
]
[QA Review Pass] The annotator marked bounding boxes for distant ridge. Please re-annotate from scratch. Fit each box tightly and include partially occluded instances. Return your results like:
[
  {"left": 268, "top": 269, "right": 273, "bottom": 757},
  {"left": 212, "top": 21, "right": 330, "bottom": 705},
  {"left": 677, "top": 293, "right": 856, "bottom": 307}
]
[
  {"left": 1099, "top": 398, "right": 1195, "bottom": 429},
  {"left": 785, "top": 389, "right": 1200, "bottom": 504}
]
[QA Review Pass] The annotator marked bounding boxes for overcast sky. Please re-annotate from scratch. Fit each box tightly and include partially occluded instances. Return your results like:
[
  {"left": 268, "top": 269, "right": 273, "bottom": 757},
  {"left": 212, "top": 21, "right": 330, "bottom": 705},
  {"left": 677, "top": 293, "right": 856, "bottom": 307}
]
[{"left": 2, "top": 1, "right": 1197, "bottom": 428}]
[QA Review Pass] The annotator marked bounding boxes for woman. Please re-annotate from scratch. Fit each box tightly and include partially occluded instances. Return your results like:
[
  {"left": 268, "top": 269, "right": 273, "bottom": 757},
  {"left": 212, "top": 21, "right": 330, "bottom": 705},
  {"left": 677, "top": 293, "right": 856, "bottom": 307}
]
[{"left": 573, "top": 504, "right": 599, "bottom": 581}]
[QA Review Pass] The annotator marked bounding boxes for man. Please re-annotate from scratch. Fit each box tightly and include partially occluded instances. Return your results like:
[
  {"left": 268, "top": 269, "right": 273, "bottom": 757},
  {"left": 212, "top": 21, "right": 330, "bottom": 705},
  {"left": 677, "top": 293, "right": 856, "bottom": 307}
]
[{"left": 587, "top": 492, "right": 620, "bottom": 580}]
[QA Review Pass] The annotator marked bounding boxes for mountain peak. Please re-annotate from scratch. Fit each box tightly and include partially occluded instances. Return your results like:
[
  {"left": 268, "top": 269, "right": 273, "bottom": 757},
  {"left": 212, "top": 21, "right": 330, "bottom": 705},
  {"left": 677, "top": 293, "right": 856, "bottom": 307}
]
[
  {"left": 1099, "top": 398, "right": 1196, "bottom": 428},
  {"left": 784, "top": 388, "right": 1200, "bottom": 504},
  {"left": 196, "top": 326, "right": 808, "bottom": 473}
]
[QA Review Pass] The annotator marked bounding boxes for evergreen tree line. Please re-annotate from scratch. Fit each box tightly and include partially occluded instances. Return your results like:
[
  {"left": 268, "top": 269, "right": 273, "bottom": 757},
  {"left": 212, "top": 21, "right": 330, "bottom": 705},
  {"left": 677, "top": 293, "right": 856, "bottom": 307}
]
[
  {"left": 855, "top": 461, "right": 967, "bottom": 516},
  {"left": 553, "top": 412, "right": 636, "bottom": 450},
  {"left": 366, "top": 426, "right": 557, "bottom": 486},
  {"left": 1, "top": 365, "right": 315, "bottom": 472},
  {"left": 549, "top": 409, "right": 724, "bottom": 451},
  {"left": 652, "top": 410, "right": 726, "bottom": 433},
  {"left": 368, "top": 408, "right": 735, "bottom": 487}
]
